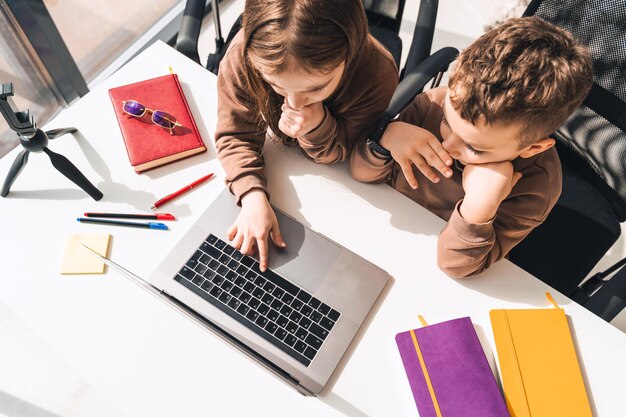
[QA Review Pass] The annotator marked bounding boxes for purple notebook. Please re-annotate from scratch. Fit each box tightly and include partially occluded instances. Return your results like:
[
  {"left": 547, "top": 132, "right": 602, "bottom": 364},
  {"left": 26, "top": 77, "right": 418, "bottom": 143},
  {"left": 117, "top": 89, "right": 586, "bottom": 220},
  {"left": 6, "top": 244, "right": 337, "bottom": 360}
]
[{"left": 395, "top": 317, "right": 509, "bottom": 417}]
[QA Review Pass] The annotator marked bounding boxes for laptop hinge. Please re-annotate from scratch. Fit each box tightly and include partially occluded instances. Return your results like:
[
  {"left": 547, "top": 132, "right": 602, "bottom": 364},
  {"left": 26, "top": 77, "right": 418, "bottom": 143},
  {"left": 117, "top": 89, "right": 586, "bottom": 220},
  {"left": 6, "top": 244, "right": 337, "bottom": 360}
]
[
  {"left": 160, "top": 290, "right": 313, "bottom": 396},
  {"left": 294, "top": 383, "right": 315, "bottom": 396}
]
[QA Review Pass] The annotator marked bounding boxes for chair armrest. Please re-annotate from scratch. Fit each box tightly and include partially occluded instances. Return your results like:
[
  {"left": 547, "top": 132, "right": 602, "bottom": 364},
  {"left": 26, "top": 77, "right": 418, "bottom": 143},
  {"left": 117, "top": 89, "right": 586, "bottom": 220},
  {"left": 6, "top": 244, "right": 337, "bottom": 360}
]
[
  {"left": 388, "top": 47, "right": 458, "bottom": 116},
  {"left": 176, "top": 0, "right": 205, "bottom": 65},
  {"left": 369, "top": 47, "right": 458, "bottom": 142},
  {"left": 404, "top": 0, "right": 439, "bottom": 74},
  {"left": 573, "top": 259, "right": 626, "bottom": 322}
]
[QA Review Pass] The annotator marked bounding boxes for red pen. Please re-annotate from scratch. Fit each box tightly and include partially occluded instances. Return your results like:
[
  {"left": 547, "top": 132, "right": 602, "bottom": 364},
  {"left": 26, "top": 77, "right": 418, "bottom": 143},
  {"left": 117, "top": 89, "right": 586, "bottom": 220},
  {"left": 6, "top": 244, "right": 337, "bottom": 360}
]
[
  {"left": 151, "top": 173, "right": 214, "bottom": 210},
  {"left": 84, "top": 212, "right": 175, "bottom": 220}
]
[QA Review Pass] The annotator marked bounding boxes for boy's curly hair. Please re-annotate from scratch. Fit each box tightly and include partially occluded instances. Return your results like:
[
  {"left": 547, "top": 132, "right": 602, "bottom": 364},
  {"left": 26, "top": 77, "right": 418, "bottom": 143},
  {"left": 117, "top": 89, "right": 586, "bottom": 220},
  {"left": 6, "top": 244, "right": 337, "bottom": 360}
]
[{"left": 448, "top": 17, "right": 593, "bottom": 147}]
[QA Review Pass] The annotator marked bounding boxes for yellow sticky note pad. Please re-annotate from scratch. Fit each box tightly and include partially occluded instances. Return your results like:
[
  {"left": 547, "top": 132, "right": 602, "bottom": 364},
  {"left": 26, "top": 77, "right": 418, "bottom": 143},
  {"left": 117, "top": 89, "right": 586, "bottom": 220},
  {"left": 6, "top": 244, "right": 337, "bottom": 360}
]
[{"left": 60, "top": 233, "right": 111, "bottom": 274}]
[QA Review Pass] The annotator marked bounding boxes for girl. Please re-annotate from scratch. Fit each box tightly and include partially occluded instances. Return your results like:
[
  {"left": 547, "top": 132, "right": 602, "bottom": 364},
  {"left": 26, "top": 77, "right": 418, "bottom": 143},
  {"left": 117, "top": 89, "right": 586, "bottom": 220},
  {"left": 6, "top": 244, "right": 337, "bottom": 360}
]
[{"left": 215, "top": 0, "right": 398, "bottom": 271}]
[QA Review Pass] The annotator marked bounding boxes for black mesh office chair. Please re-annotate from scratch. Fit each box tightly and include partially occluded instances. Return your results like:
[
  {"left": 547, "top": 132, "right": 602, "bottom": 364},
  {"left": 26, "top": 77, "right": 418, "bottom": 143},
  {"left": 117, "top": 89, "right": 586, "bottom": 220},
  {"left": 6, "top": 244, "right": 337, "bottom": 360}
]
[
  {"left": 175, "top": 0, "right": 445, "bottom": 81},
  {"left": 363, "top": 0, "right": 405, "bottom": 71},
  {"left": 506, "top": 0, "right": 626, "bottom": 321}
]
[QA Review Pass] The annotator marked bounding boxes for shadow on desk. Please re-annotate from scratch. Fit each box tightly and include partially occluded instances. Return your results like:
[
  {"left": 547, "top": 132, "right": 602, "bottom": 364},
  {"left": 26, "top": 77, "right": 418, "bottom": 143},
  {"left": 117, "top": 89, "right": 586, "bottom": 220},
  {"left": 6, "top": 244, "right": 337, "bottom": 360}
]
[
  {"left": 568, "top": 315, "right": 598, "bottom": 417},
  {"left": 0, "top": 391, "right": 64, "bottom": 417},
  {"left": 179, "top": 80, "right": 213, "bottom": 157},
  {"left": 319, "top": 274, "right": 395, "bottom": 415},
  {"left": 7, "top": 189, "right": 86, "bottom": 200},
  {"left": 266, "top": 143, "right": 565, "bottom": 308},
  {"left": 265, "top": 143, "right": 441, "bottom": 239},
  {"left": 0, "top": 127, "right": 214, "bottom": 218},
  {"left": 73, "top": 129, "right": 213, "bottom": 215},
  {"left": 449, "top": 261, "right": 574, "bottom": 307},
  {"left": 72, "top": 129, "right": 157, "bottom": 210}
]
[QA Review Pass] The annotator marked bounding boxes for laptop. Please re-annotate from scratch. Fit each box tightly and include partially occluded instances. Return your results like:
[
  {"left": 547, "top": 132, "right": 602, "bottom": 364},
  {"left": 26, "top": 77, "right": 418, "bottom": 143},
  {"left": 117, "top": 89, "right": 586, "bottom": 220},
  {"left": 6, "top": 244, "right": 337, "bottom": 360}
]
[{"left": 148, "top": 188, "right": 389, "bottom": 395}]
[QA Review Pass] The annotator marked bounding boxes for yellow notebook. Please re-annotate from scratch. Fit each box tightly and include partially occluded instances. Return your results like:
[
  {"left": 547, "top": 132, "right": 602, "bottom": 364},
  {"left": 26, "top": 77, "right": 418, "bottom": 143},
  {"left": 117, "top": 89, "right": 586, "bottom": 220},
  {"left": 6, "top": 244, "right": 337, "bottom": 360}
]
[{"left": 490, "top": 303, "right": 592, "bottom": 417}]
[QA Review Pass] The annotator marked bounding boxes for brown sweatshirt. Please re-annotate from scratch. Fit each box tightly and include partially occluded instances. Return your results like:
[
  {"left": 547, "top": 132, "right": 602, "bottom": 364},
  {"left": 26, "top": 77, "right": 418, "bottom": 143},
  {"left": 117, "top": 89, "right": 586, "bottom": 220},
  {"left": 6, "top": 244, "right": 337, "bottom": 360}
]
[
  {"left": 350, "top": 87, "right": 562, "bottom": 278},
  {"left": 215, "top": 31, "right": 398, "bottom": 204}
]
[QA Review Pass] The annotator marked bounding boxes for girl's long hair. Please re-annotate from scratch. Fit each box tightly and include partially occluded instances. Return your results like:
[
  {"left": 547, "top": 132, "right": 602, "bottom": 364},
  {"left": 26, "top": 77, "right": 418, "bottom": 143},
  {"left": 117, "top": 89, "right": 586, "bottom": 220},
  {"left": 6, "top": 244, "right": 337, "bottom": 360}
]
[{"left": 242, "top": 0, "right": 371, "bottom": 144}]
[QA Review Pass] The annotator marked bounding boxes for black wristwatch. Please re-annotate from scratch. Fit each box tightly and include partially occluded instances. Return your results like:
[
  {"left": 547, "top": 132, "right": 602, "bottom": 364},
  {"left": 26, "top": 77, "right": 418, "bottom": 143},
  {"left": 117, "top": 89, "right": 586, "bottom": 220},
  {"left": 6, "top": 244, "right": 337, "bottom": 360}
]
[
  {"left": 366, "top": 116, "right": 392, "bottom": 159},
  {"left": 366, "top": 137, "right": 391, "bottom": 158}
]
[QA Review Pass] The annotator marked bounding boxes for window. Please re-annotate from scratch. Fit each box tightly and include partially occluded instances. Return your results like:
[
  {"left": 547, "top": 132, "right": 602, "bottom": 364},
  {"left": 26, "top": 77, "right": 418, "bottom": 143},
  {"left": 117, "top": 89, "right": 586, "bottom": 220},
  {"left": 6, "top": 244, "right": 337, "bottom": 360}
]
[{"left": 0, "top": 0, "right": 183, "bottom": 159}]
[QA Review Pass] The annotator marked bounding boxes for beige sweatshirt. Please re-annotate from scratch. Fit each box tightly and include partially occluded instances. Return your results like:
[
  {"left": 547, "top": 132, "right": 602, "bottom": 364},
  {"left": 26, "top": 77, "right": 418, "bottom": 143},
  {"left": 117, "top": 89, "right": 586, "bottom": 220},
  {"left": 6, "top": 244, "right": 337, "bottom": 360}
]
[
  {"left": 350, "top": 87, "right": 562, "bottom": 278},
  {"left": 215, "top": 31, "right": 398, "bottom": 204}
]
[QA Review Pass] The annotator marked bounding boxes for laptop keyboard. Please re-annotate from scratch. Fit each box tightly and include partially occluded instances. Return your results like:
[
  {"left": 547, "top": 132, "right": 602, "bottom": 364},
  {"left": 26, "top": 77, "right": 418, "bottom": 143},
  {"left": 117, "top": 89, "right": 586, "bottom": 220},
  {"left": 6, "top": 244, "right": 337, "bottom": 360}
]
[{"left": 173, "top": 234, "right": 341, "bottom": 366}]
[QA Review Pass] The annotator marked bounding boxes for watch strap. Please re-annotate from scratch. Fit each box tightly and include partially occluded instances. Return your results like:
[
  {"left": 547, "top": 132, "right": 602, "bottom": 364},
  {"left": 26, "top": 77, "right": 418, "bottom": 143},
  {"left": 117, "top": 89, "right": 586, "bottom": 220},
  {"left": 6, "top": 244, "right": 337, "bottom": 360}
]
[
  {"left": 366, "top": 137, "right": 391, "bottom": 158},
  {"left": 366, "top": 116, "right": 392, "bottom": 159}
]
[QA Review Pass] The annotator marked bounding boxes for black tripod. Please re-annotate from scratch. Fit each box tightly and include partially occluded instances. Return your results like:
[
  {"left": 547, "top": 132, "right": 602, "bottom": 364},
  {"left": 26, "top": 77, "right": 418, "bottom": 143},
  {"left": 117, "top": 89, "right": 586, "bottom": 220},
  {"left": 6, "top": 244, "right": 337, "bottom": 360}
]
[{"left": 0, "top": 83, "right": 102, "bottom": 200}]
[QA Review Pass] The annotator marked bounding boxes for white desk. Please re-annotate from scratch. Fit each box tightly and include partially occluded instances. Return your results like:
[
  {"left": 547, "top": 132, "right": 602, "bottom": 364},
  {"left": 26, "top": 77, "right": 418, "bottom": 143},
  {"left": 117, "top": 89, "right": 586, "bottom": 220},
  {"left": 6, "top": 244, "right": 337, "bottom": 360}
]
[{"left": 1, "top": 41, "right": 624, "bottom": 417}]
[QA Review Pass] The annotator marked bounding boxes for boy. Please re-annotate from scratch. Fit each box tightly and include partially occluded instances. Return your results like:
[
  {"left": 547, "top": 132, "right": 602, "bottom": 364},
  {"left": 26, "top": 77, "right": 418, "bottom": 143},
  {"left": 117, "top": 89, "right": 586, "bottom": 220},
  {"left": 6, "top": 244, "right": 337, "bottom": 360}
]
[{"left": 350, "top": 17, "right": 593, "bottom": 278}]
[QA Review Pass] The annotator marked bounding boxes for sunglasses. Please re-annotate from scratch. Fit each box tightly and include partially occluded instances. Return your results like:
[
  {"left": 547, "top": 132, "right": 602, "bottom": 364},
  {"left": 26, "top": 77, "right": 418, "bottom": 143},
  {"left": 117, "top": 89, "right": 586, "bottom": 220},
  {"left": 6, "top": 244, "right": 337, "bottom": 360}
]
[{"left": 121, "top": 100, "right": 182, "bottom": 135}]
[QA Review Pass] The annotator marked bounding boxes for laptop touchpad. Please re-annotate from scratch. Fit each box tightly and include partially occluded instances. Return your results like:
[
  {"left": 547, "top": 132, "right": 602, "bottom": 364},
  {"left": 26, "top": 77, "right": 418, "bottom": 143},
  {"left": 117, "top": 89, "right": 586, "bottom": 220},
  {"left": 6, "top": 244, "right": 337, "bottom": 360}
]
[{"left": 268, "top": 209, "right": 339, "bottom": 294}]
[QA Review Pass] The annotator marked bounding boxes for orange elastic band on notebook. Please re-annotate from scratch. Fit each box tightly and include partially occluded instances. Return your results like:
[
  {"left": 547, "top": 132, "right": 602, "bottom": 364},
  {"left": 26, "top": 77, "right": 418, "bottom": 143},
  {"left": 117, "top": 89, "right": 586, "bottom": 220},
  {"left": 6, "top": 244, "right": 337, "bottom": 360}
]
[
  {"left": 545, "top": 292, "right": 560, "bottom": 309},
  {"left": 410, "top": 329, "right": 443, "bottom": 417}
]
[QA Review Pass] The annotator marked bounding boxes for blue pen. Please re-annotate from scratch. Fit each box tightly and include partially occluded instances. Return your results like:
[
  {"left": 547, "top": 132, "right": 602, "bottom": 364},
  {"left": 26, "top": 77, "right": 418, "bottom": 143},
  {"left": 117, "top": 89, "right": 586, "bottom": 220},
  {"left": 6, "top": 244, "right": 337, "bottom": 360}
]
[{"left": 77, "top": 217, "right": 168, "bottom": 230}]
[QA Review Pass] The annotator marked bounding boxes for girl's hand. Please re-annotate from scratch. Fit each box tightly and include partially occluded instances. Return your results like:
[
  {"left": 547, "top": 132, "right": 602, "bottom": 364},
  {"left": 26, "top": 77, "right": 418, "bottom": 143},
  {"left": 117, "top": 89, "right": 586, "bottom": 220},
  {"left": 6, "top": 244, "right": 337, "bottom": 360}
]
[
  {"left": 227, "top": 190, "right": 286, "bottom": 272},
  {"left": 279, "top": 101, "right": 326, "bottom": 138}
]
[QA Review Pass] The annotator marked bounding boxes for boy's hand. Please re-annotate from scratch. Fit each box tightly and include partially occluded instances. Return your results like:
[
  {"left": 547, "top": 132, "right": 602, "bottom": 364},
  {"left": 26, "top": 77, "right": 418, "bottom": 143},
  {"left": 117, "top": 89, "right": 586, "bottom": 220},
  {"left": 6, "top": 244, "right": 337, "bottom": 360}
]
[
  {"left": 460, "top": 162, "right": 523, "bottom": 223},
  {"left": 379, "top": 121, "right": 453, "bottom": 189},
  {"left": 227, "top": 190, "right": 287, "bottom": 272},
  {"left": 279, "top": 100, "right": 325, "bottom": 138}
]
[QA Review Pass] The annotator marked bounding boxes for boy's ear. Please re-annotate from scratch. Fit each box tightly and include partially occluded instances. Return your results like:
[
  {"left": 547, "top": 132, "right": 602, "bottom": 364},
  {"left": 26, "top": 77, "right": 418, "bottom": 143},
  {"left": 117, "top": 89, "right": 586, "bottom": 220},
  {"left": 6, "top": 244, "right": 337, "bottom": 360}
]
[{"left": 519, "top": 137, "right": 555, "bottom": 158}]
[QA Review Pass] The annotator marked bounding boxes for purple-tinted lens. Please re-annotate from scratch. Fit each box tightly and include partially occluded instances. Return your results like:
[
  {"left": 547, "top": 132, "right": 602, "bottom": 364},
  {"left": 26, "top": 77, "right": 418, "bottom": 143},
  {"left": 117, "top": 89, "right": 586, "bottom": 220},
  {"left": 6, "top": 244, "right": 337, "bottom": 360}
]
[
  {"left": 123, "top": 100, "right": 145, "bottom": 116},
  {"left": 152, "top": 111, "right": 176, "bottom": 129}
]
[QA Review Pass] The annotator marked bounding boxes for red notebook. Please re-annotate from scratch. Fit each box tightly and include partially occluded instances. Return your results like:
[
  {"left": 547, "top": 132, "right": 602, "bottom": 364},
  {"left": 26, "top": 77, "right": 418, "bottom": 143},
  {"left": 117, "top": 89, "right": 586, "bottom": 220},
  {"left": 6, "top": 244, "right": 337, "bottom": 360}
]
[{"left": 108, "top": 73, "right": 206, "bottom": 173}]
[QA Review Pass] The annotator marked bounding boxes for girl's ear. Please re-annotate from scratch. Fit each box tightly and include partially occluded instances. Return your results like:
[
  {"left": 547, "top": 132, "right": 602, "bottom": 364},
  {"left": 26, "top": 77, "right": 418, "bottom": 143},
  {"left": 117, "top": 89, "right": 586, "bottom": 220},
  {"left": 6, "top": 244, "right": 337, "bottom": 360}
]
[{"left": 519, "top": 137, "right": 555, "bottom": 158}]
